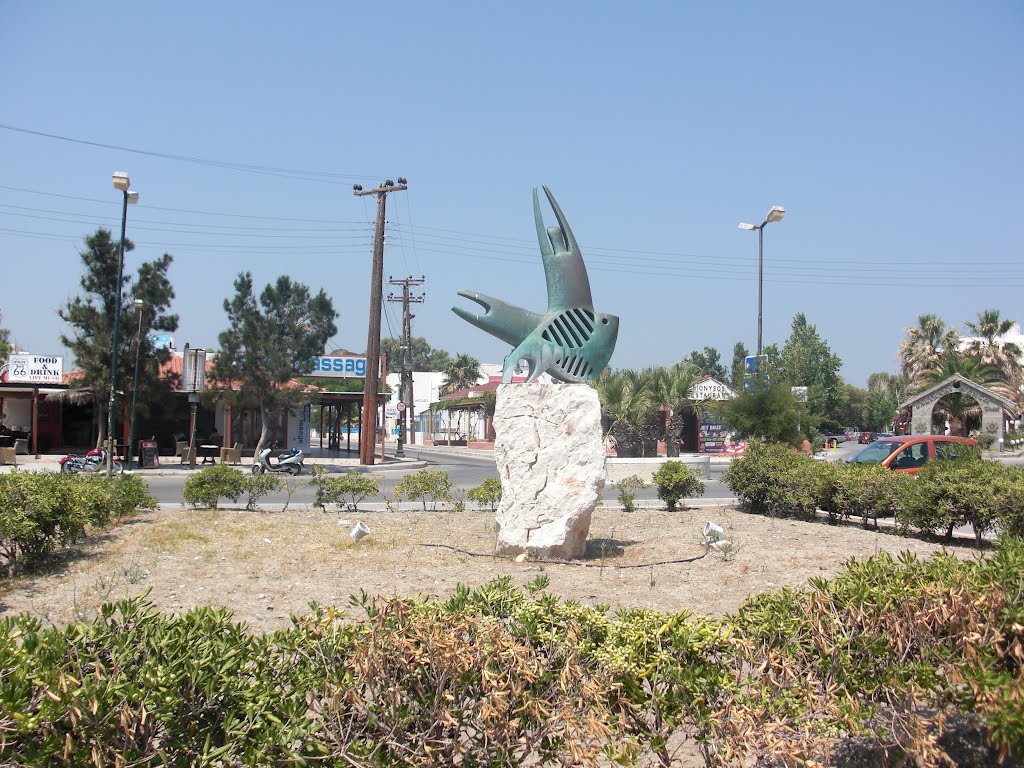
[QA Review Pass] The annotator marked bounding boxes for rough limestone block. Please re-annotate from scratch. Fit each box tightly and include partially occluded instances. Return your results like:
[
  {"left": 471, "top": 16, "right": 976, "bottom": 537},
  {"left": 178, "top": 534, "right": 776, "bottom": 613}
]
[{"left": 493, "top": 379, "right": 605, "bottom": 559}]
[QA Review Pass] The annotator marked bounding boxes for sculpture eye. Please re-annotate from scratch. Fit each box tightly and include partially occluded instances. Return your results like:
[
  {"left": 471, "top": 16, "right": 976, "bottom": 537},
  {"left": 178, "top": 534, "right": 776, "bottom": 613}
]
[{"left": 601, "top": 317, "right": 609, "bottom": 325}]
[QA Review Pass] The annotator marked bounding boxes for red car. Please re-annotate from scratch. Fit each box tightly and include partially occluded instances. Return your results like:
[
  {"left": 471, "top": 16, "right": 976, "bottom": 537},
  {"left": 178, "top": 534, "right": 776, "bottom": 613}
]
[{"left": 858, "top": 432, "right": 877, "bottom": 444}]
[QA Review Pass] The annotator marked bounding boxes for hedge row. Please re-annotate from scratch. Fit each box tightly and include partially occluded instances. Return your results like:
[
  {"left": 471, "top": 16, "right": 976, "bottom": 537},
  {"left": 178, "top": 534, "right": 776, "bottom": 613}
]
[
  {"left": 723, "top": 441, "right": 1024, "bottom": 544},
  {"left": 2, "top": 542, "right": 1021, "bottom": 766},
  {"left": 0, "top": 471, "right": 157, "bottom": 576}
]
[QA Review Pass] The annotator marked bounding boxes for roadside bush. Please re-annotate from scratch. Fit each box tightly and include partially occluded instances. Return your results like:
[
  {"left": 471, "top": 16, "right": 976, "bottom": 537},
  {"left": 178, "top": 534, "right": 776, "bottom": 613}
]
[
  {"left": 722, "top": 441, "right": 804, "bottom": 515},
  {"left": 611, "top": 474, "right": 646, "bottom": 513},
  {"left": 244, "top": 472, "right": 282, "bottom": 510},
  {"left": 394, "top": 468, "right": 454, "bottom": 511},
  {"left": 333, "top": 473, "right": 380, "bottom": 514},
  {"left": 902, "top": 453, "right": 1002, "bottom": 544},
  {"left": 997, "top": 466, "right": 1024, "bottom": 540},
  {"left": 307, "top": 464, "right": 336, "bottom": 511},
  {"left": 307, "top": 468, "right": 381, "bottom": 514},
  {"left": 466, "top": 477, "right": 502, "bottom": 512},
  {"left": 832, "top": 463, "right": 908, "bottom": 527},
  {"left": 109, "top": 472, "right": 158, "bottom": 520},
  {"left": 181, "top": 464, "right": 246, "bottom": 509},
  {"left": 0, "top": 471, "right": 155, "bottom": 576},
  {"left": 652, "top": 461, "right": 704, "bottom": 512}
]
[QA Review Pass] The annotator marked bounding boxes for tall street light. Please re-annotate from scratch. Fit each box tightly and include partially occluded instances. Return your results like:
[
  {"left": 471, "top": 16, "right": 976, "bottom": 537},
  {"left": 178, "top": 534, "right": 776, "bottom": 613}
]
[
  {"left": 108, "top": 172, "right": 139, "bottom": 476},
  {"left": 127, "top": 298, "right": 144, "bottom": 471},
  {"left": 738, "top": 205, "right": 785, "bottom": 362}
]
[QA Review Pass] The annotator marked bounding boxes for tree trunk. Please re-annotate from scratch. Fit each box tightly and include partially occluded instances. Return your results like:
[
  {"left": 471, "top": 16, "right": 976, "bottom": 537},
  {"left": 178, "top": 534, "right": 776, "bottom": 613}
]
[
  {"left": 254, "top": 404, "right": 271, "bottom": 459},
  {"left": 95, "top": 400, "right": 106, "bottom": 450}
]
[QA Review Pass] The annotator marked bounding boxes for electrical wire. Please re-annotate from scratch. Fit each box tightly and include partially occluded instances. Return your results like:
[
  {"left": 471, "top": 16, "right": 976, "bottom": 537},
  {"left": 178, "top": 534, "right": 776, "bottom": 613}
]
[{"left": 0, "top": 123, "right": 385, "bottom": 184}]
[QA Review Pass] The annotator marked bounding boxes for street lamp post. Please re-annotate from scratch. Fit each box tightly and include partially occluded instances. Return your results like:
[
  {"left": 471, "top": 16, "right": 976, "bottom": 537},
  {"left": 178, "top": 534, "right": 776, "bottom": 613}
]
[
  {"left": 107, "top": 172, "right": 139, "bottom": 476},
  {"left": 127, "top": 299, "right": 145, "bottom": 471},
  {"left": 738, "top": 205, "right": 785, "bottom": 362}
]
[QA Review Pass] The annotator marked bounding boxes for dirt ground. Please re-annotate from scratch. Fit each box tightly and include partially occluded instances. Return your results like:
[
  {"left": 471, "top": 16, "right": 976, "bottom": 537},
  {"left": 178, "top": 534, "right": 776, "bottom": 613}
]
[{"left": 0, "top": 501, "right": 977, "bottom": 631}]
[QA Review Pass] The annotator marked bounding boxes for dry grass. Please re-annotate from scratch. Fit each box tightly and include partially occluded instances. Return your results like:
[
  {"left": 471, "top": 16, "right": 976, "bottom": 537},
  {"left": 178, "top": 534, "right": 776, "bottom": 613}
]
[{"left": 0, "top": 502, "right": 973, "bottom": 632}]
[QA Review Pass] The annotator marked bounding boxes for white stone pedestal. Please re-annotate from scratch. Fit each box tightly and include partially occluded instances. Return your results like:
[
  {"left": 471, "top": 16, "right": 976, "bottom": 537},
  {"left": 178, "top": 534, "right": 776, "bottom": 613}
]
[{"left": 493, "top": 380, "right": 605, "bottom": 559}]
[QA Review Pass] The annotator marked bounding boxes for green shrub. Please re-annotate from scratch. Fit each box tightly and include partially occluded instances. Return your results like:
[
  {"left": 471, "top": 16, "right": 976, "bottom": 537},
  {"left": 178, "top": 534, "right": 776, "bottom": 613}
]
[
  {"left": 611, "top": 474, "right": 646, "bottom": 513},
  {"left": 0, "top": 472, "right": 155, "bottom": 576},
  {"left": 110, "top": 472, "right": 158, "bottom": 519},
  {"left": 307, "top": 464, "right": 336, "bottom": 511},
  {"left": 832, "top": 463, "right": 904, "bottom": 527},
  {"left": 997, "top": 466, "right": 1024, "bottom": 540},
  {"left": 652, "top": 461, "right": 704, "bottom": 512},
  {"left": 2, "top": 545, "right": 1022, "bottom": 766},
  {"left": 332, "top": 473, "right": 380, "bottom": 514},
  {"left": 723, "top": 441, "right": 804, "bottom": 515},
  {"left": 466, "top": 477, "right": 502, "bottom": 512},
  {"left": 181, "top": 464, "right": 246, "bottom": 509},
  {"left": 394, "top": 468, "right": 454, "bottom": 511},
  {"left": 244, "top": 473, "right": 282, "bottom": 510},
  {"left": 905, "top": 455, "right": 1002, "bottom": 544}
]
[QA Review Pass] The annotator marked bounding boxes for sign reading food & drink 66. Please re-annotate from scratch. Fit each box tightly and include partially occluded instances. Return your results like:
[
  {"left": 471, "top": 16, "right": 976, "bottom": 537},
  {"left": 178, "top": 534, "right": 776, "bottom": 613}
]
[{"left": 6, "top": 354, "right": 64, "bottom": 384}]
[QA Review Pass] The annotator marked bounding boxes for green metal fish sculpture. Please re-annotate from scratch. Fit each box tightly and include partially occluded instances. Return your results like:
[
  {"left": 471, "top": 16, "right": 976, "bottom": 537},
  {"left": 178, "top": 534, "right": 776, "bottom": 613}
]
[{"left": 453, "top": 186, "right": 619, "bottom": 384}]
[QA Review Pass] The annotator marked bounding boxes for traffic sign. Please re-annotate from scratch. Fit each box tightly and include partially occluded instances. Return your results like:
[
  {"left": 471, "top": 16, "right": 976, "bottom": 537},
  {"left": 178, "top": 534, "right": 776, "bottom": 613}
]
[{"left": 396, "top": 401, "right": 407, "bottom": 412}]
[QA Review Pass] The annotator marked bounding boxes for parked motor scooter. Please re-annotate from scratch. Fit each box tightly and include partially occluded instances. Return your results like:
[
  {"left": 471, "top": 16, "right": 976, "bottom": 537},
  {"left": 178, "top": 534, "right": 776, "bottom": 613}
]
[
  {"left": 60, "top": 447, "right": 123, "bottom": 475},
  {"left": 252, "top": 445, "right": 304, "bottom": 475}
]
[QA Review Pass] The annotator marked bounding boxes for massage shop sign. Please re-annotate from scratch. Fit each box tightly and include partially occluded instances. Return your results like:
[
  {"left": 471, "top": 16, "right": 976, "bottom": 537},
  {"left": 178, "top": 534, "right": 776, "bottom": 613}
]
[{"left": 3, "top": 354, "right": 64, "bottom": 384}]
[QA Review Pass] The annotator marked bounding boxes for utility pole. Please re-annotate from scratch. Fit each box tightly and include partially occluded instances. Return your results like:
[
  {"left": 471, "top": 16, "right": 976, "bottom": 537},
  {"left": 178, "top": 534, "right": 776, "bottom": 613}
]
[
  {"left": 354, "top": 178, "right": 408, "bottom": 465},
  {"left": 387, "top": 276, "right": 425, "bottom": 455}
]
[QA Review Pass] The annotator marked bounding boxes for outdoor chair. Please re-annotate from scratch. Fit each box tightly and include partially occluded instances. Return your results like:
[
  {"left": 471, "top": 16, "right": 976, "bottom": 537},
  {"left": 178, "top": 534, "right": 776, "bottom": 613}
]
[
  {"left": 0, "top": 447, "right": 16, "bottom": 466},
  {"left": 174, "top": 439, "right": 189, "bottom": 457},
  {"left": 179, "top": 447, "right": 196, "bottom": 465},
  {"left": 220, "top": 443, "right": 242, "bottom": 465},
  {"left": 13, "top": 438, "right": 28, "bottom": 455}
]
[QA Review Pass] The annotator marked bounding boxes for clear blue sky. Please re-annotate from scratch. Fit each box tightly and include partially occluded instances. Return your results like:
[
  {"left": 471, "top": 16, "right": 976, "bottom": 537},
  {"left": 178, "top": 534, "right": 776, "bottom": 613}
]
[{"left": 2, "top": 1, "right": 1022, "bottom": 387}]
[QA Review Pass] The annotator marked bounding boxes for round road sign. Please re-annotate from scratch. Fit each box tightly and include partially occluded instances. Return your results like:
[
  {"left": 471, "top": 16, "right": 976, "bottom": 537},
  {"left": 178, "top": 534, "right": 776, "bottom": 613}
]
[{"left": 396, "top": 401, "right": 407, "bottom": 412}]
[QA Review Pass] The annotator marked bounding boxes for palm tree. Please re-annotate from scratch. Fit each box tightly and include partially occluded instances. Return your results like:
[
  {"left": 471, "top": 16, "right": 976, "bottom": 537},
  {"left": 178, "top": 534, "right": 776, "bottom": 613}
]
[
  {"left": 593, "top": 368, "right": 661, "bottom": 457},
  {"left": 440, "top": 353, "right": 482, "bottom": 396},
  {"left": 651, "top": 363, "right": 701, "bottom": 456},
  {"left": 900, "top": 313, "right": 960, "bottom": 387},
  {"left": 963, "top": 309, "right": 1023, "bottom": 404}
]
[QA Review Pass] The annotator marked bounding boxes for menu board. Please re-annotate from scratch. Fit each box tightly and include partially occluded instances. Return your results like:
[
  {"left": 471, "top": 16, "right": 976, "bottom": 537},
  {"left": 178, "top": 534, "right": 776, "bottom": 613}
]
[
  {"left": 697, "top": 408, "right": 729, "bottom": 453},
  {"left": 140, "top": 440, "right": 160, "bottom": 468}
]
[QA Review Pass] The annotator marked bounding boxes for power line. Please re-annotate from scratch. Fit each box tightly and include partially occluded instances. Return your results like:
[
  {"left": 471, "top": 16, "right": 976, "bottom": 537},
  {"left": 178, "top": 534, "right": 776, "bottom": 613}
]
[
  {"left": 0, "top": 184, "right": 369, "bottom": 224},
  {"left": 0, "top": 123, "right": 384, "bottom": 184}
]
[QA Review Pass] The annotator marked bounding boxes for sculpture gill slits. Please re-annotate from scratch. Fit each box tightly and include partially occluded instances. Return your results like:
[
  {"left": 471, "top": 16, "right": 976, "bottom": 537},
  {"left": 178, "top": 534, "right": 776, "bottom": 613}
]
[{"left": 542, "top": 308, "right": 595, "bottom": 350}]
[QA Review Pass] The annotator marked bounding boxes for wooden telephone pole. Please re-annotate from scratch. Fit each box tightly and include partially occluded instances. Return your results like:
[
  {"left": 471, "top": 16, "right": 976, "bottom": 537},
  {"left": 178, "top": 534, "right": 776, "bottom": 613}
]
[
  {"left": 387, "top": 276, "right": 425, "bottom": 450},
  {"left": 354, "top": 178, "right": 407, "bottom": 465}
]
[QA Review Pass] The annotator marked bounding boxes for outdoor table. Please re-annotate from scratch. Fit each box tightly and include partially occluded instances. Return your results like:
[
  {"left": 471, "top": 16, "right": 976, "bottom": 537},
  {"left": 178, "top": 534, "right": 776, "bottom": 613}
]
[{"left": 198, "top": 444, "right": 219, "bottom": 464}]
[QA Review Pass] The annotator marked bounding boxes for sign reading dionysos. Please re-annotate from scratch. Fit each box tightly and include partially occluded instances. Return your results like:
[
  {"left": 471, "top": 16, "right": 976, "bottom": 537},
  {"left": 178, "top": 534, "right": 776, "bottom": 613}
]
[
  {"left": 5, "top": 354, "right": 63, "bottom": 384},
  {"left": 688, "top": 378, "right": 737, "bottom": 401}
]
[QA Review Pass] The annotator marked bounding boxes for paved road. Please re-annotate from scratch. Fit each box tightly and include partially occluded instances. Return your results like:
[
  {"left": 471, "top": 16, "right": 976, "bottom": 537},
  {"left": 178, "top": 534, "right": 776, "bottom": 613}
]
[
  {"left": 101, "top": 439, "right": 1024, "bottom": 507},
  {"left": 143, "top": 450, "right": 736, "bottom": 505}
]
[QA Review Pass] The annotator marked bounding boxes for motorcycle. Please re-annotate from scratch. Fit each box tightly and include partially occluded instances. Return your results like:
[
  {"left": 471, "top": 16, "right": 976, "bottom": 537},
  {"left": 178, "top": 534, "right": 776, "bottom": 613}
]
[
  {"left": 60, "top": 447, "right": 123, "bottom": 475},
  {"left": 252, "top": 445, "right": 304, "bottom": 475}
]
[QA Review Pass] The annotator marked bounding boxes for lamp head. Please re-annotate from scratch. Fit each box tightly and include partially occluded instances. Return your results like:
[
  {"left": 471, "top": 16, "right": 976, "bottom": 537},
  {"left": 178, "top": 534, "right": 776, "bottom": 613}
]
[
  {"left": 737, "top": 222, "right": 756, "bottom": 231},
  {"left": 766, "top": 205, "right": 785, "bottom": 223},
  {"left": 126, "top": 190, "right": 139, "bottom": 204},
  {"left": 134, "top": 299, "right": 144, "bottom": 309},
  {"left": 112, "top": 171, "right": 131, "bottom": 191}
]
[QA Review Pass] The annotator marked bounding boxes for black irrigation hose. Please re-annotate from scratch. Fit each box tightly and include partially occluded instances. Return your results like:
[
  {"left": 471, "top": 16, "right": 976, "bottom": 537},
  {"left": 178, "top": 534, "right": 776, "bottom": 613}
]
[{"left": 420, "top": 542, "right": 708, "bottom": 569}]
